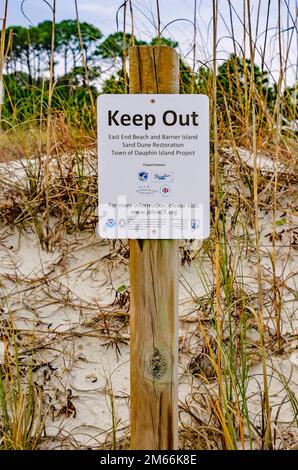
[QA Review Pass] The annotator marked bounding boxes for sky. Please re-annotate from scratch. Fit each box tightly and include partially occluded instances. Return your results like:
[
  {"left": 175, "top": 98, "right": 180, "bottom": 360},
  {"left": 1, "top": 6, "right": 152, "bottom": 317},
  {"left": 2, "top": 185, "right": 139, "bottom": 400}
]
[{"left": 1, "top": 0, "right": 297, "bottom": 84}]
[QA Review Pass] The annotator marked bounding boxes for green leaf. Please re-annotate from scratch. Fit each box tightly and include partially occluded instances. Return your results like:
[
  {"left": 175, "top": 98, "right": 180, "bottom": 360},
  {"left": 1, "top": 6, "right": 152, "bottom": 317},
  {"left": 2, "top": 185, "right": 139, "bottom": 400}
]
[
  {"left": 116, "top": 284, "right": 127, "bottom": 294},
  {"left": 275, "top": 217, "right": 286, "bottom": 226}
]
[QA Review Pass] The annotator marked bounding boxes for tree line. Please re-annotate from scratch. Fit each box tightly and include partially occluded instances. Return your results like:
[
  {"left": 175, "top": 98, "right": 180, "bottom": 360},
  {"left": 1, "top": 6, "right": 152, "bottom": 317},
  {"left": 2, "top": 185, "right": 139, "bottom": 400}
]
[{"left": 1, "top": 20, "right": 296, "bottom": 130}]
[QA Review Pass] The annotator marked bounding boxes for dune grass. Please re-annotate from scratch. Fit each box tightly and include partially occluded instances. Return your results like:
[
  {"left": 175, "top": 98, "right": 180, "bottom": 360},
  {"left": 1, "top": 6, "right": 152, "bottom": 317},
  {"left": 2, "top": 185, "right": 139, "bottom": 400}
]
[{"left": 0, "top": 0, "right": 297, "bottom": 450}]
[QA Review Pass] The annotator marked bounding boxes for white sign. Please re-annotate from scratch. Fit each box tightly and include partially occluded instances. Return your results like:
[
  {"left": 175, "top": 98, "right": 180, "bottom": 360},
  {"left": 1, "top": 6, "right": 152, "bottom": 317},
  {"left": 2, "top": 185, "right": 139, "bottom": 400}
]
[{"left": 97, "top": 94, "right": 209, "bottom": 239}]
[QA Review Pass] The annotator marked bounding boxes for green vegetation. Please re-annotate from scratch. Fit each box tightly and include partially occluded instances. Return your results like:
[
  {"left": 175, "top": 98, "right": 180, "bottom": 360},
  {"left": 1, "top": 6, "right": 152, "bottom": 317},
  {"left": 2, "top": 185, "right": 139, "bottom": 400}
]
[
  {"left": 0, "top": 3, "right": 297, "bottom": 452},
  {"left": 1, "top": 21, "right": 296, "bottom": 136}
]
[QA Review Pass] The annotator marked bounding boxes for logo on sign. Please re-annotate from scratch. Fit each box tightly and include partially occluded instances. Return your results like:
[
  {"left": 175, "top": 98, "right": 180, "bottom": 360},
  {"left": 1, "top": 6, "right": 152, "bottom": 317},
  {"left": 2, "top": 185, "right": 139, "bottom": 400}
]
[
  {"left": 106, "top": 218, "right": 116, "bottom": 228},
  {"left": 191, "top": 219, "right": 200, "bottom": 230},
  {"left": 154, "top": 172, "right": 173, "bottom": 182},
  {"left": 160, "top": 185, "right": 171, "bottom": 196},
  {"left": 138, "top": 171, "right": 149, "bottom": 182}
]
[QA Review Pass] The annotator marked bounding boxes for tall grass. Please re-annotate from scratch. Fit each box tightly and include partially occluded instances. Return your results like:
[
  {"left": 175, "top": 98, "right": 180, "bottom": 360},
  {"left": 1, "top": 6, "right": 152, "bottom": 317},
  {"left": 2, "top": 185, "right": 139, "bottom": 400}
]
[
  {"left": 0, "top": 303, "right": 45, "bottom": 449},
  {"left": 0, "top": 0, "right": 297, "bottom": 450}
]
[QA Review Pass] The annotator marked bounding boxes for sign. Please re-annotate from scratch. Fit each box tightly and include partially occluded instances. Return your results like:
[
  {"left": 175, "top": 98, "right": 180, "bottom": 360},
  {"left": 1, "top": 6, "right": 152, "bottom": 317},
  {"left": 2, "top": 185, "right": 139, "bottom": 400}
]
[{"left": 97, "top": 94, "right": 209, "bottom": 239}]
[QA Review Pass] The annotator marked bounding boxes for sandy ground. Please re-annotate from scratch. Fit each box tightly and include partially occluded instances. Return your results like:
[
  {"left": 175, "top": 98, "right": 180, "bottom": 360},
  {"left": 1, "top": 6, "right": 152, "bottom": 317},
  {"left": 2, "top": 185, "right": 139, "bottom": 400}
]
[
  {"left": 0, "top": 152, "right": 297, "bottom": 449},
  {"left": 0, "top": 225, "right": 297, "bottom": 448}
]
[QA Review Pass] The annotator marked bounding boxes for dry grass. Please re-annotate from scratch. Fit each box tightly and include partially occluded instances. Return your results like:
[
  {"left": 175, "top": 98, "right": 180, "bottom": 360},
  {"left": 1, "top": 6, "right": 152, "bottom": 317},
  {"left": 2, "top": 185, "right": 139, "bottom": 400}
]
[{"left": 0, "top": 0, "right": 297, "bottom": 451}]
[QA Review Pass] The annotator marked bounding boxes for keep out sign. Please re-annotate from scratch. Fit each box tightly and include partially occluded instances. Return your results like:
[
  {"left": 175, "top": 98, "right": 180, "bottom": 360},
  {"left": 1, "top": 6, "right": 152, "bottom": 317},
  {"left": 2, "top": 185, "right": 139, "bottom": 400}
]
[{"left": 97, "top": 94, "right": 210, "bottom": 240}]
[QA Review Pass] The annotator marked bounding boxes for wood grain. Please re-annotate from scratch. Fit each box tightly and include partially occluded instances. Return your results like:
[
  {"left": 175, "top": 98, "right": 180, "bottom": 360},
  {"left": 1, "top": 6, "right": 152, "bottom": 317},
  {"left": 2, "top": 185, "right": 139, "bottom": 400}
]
[{"left": 129, "top": 45, "right": 179, "bottom": 450}]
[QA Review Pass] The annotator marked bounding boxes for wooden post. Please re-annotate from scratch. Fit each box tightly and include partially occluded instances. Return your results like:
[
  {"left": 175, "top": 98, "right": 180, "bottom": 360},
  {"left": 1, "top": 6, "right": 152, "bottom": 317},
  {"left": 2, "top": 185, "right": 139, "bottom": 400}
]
[{"left": 129, "top": 46, "right": 179, "bottom": 450}]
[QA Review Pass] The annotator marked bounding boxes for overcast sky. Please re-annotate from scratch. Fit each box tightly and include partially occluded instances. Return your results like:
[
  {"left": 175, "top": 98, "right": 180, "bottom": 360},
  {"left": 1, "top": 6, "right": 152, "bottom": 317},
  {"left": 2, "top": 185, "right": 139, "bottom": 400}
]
[{"left": 1, "top": 0, "right": 297, "bottom": 84}]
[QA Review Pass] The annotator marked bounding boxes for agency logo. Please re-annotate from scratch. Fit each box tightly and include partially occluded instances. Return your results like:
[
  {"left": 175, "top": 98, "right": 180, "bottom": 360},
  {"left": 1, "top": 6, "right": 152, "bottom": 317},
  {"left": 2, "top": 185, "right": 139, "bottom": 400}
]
[
  {"left": 154, "top": 172, "right": 173, "bottom": 182},
  {"left": 118, "top": 218, "right": 126, "bottom": 227},
  {"left": 191, "top": 219, "right": 200, "bottom": 230},
  {"left": 160, "top": 185, "right": 171, "bottom": 196},
  {"left": 106, "top": 218, "right": 116, "bottom": 228},
  {"left": 138, "top": 171, "right": 149, "bottom": 182}
]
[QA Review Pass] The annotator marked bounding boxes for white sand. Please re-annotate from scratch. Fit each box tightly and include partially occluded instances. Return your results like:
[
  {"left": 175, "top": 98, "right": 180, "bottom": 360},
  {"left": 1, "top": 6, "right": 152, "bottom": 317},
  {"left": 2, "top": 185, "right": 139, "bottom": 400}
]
[{"left": 0, "top": 151, "right": 297, "bottom": 449}]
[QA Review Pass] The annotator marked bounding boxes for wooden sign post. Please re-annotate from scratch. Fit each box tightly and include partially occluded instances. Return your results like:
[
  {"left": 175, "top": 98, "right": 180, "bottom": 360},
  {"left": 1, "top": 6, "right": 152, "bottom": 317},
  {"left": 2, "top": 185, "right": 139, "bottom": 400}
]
[
  {"left": 129, "top": 45, "right": 179, "bottom": 450},
  {"left": 97, "top": 45, "right": 209, "bottom": 449}
]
